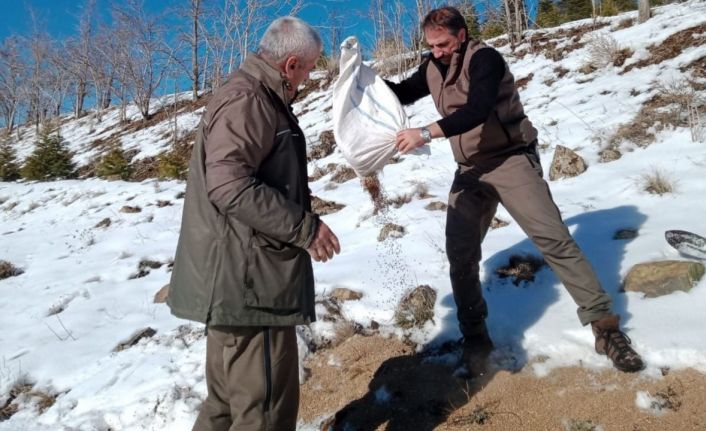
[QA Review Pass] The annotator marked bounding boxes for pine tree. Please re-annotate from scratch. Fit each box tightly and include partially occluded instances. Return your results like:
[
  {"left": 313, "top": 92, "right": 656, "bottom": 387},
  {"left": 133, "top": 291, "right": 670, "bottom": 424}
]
[
  {"left": 21, "top": 125, "right": 76, "bottom": 181},
  {"left": 458, "top": 3, "right": 482, "bottom": 39},
  {"left": 0, "top": 139, "right": 21, "bottom": 181},
  {"left": 613, "top": 0, "right": 637, "bottom": 11},
  {"left": 536, "top": 0, "right": 563, "bottom": 27},
  {"left": 96, "top": 145, "right": 133, "bottom": 180},
  {"left": 557, "top": 0, "right": 593, "bottom": 21}
]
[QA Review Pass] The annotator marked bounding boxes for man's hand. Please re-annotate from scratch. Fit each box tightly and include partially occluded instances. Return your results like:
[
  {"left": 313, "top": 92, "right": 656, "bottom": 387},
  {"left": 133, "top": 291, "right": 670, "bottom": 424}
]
[
  {"left": 306, "top": 220, "right": 340, "bottom": 262},
  {"left": 395, "top": 128, "right": 427, "bottom": 154}
]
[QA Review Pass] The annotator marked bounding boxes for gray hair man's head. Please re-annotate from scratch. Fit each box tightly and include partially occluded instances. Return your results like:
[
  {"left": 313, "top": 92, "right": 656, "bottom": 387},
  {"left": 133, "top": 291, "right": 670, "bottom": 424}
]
[{"left": 258, "top": 16, "right": 322, "bottom": 65}]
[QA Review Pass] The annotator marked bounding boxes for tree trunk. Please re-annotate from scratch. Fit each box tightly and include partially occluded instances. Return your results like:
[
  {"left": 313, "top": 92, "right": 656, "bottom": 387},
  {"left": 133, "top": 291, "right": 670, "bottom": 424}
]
[
  {"left": 191, "top": 0, "right": 200, "bottom": 101},
  {"left": 638, "top": 0, "right": 650, "bottom": 23},
  {"left": 74, "top": 80, "right": 87, "bottom": 118}
]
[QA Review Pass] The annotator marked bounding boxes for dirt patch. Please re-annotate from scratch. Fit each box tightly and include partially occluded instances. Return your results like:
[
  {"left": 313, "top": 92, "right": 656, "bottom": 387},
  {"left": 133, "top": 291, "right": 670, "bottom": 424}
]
[
  {"left": 624, "top": 23, "right": 706, "bottom": 73},
  {"left": 300, "top": 334, "right": 706, "bottom": 431}
]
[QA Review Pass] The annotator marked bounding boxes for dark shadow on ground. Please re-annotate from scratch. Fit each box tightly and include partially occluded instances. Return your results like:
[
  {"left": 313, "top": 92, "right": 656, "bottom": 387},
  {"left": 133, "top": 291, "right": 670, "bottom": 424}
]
[{"left": 324, "top": 341, "right": 497, "bottom": 431}]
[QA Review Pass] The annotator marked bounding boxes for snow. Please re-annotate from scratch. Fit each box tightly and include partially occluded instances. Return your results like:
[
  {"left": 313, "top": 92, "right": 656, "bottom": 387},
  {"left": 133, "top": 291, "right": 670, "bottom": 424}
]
[{"left": 1, "top": 1, "right": 706, "bottom": 429}]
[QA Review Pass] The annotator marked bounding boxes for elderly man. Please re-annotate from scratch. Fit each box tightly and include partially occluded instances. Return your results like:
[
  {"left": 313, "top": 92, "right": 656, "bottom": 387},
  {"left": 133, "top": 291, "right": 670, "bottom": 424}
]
[
  {"left": 168, "top": 17, "right": 340, "bottom": 431},
  {"left": 386, "top": 6, "right": 644, "bottom": 377}
]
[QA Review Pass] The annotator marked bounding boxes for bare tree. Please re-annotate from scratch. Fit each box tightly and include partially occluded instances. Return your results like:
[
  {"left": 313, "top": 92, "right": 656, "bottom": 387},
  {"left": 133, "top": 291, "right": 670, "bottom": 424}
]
[
  {"left": 0, "top": 36, "right": 25, "bottom": 134},
  {"left": 502, "top": 0, "right": 528, "bottom": 48},
  {"left": 112, "top": 0, "right": 172, "bottom": 121},
  {"left": 638, "top": 0, "right": 650, "bottom": 23},
  {"left": 200, "top": 0, "right": 303, "bottom": 89},
  {"left": 88, "top": 29, "right": 116, "bottom": 115},
  {"left": 23, "top": 11, "right": 53, "bottom": 130},
  {"left": 46, "top": 42, "right": 73, "bottom": 118},
  {"left": 170, "top": 0, "right": 203, "bottom": 101}
]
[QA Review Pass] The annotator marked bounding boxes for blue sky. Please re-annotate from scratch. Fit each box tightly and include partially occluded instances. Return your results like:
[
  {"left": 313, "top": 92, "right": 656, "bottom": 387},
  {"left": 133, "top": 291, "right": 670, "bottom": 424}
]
[{"left": 0, "top": 0, "right": 378, "bottom": 54}]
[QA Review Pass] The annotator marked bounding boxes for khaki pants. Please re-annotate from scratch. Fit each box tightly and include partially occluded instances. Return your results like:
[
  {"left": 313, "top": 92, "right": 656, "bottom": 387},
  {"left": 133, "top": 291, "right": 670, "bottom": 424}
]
[
  {"left": 193, "top": 326, "right": 299, "bottom": 431},
  {"left": 446, "top": 150, "right": 613, "bottom": 338}
]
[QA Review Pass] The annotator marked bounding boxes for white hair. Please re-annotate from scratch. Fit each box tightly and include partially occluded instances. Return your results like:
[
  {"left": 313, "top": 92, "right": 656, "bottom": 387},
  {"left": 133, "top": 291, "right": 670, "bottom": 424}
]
[{"left": 258, "top": 16, "right": 322, "bottom": 64}]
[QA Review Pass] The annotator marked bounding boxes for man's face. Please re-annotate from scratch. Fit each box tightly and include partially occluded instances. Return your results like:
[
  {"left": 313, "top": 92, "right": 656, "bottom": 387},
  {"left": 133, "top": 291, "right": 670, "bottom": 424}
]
[{"left": 424, "top": 26, "right": 466, "bottom": 65}]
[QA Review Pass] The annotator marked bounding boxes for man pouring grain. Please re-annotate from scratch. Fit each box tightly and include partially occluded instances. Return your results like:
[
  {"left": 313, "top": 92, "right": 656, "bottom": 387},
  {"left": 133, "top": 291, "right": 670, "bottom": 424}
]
[{"left": 385, "top": 6, "right": 643, "bottom": 377}]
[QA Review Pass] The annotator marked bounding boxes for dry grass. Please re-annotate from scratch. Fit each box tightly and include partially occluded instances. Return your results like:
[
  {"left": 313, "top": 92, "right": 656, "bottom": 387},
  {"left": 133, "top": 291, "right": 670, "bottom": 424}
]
[
  {"left": 609, "top": 78, "right": 704, "bottom": 148},
  {"left": 308, "top": 130, "right": 336, "bottom": 162},
  {"left": 311, "top": 195, "right": 345, "bottom": 215},
  {"left": 330, "top": 165, "right": 357, "bottom": 184},
  {"left": 516, "top": 73, "right": 534, "bottom": 90},
  {"left": 585, "top": 33, "right": 626, "bottom": 69},
  {"left": 308, "top": 163, "right": 338, "bottom": 182},
  {"left": 496, "top": 254, "right": 546, "bottom": 285},
  {"left": 564, "top": 418, "right": 599, "bottom": 431},
  {"left": 394, "top": 285, "right": 437, "bottom": 329},
  {"left": 624, "top": 23, "right": 706, "bottom": 73},
  {"left": 641, "top": 168, "right": 676, "bottom": 196},
  {"left": 0, "top": 260, "right": 23, "bottom": 280}
]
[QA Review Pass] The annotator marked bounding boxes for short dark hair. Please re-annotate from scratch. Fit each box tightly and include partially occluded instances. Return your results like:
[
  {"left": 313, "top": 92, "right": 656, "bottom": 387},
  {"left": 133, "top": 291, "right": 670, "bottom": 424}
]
[{"left": 422, "top": 6, "right": 468, "bottom": 37}]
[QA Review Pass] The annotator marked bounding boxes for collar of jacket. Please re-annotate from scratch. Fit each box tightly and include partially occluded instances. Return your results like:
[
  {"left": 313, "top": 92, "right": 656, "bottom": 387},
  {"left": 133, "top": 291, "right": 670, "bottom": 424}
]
[{"left": 240, "top": 53, "right": 292, "bottom": 106}]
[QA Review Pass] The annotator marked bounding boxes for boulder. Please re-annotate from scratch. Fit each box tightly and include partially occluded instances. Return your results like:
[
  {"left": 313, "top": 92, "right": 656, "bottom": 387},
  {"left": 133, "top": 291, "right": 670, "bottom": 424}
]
[
  {"left": 329, "top": 287, "right": 363, "bottom": 302},
  {"left": 623, "top": 260, "right": 705, "bottom": 297},
  {"left": 154, "top": 283, "right": 170, "bottom": 303},
  {"left": 549, "top": 145, "right": 588, "bottom": 180}
]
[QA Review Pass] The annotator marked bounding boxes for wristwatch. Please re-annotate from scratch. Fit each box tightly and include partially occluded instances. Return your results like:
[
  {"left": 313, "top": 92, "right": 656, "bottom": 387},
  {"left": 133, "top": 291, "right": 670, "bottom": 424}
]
[{"left": 420, "top": 127, "right": 432, "bottom": 144}]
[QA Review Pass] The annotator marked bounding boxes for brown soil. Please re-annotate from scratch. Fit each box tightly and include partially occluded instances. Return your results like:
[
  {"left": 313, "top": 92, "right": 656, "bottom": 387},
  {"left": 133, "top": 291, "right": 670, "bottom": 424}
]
[{"left": 300, "top": 334, "right": 706, "bottom": 431}]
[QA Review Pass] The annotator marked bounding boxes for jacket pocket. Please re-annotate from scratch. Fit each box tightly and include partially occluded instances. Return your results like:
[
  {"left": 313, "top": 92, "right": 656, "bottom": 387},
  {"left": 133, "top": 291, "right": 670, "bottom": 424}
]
[{"left": 244, "top": 232, "right": 309, "bottom": 311}]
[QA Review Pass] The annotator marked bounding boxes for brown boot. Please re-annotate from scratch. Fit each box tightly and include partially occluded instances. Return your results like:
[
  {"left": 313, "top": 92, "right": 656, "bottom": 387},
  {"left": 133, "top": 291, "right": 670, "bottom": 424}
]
[{"left": 591, "top": 315, "right": 645, "bottom": 372}]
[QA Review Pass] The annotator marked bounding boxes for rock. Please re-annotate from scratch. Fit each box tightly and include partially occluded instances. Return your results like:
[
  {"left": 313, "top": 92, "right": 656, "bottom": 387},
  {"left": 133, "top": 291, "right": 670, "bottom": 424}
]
[
  {"left": 549, "top": 145, "right": 588, "bottom": 181},
  {"left": 378, "top": 223, "right": 406, "bottom": 242},
  {"left": 599, "top": 148, "right": 622, "bottom": 163},
  {"left": 394, "top": 285, "right": 437, "bottom": 329},
  {"left": 120, "top": 205, "right": 142, "bottom": 213},
  {"left": 94, "top": 217, "right": 111, "bottom": 228},
  {"left": 491, "top": 217, "right": 510, "bottom": 229},
  {"left": 154, "top": 283, "right": 169, "bottom": 303},
  {"left": 114, "top": 327, "right": 157, "bottom": 352},
  {"left": 623, "top": 260, "right": 705, "bottom": 297},
  {"left": 329, "top": 287, "right": 363, "bottom": 302},
  {"left": 613, "top": 228, "right": 638, "bottom": 240},
  {"left": 424, "top": 201, "right": 447, "bottom": 211}
]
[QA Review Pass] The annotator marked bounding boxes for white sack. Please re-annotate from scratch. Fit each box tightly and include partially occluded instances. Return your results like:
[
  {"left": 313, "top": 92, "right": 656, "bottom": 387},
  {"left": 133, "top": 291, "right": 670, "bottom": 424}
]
[{"left": 332, "top": 36, "right": 427, "bottom": 177}]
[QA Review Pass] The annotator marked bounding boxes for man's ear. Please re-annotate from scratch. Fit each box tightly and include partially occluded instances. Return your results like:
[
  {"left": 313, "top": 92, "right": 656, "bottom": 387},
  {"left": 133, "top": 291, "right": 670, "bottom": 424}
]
[
  {"left": 284, "top": 55, "right": 298, "bottom": 74},
  {"left": 459, "top": 27, "right": 468, "bottom": 42}
]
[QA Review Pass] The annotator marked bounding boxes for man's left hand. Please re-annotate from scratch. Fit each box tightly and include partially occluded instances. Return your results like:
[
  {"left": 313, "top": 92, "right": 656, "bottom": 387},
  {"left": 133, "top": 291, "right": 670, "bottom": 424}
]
[{"left": 395, "top": 128, "right": 427, "bottom": 154}]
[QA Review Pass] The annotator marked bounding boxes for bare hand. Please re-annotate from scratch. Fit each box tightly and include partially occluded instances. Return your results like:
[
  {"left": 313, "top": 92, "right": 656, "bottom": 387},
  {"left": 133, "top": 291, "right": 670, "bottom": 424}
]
[
  {"left": 306, "top": 221, "right": 340, "bottom": 262},
  {"left": 395, "top": 128, "right": 427, "bottom": 154}
]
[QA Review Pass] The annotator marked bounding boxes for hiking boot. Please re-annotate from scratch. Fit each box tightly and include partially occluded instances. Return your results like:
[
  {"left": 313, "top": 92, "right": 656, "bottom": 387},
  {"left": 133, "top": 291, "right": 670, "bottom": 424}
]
[
  {"left": 591, "top": 315, "right": 645, "bottom": 372},
  {"left": 460, "top": 331, "right": 494, "bottom": 378}
]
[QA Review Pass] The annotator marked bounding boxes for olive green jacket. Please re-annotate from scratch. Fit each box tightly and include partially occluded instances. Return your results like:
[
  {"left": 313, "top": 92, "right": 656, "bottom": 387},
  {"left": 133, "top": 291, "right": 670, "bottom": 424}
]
[{"left": 167, "top": 54, "right": 318, "bottom": 327}]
